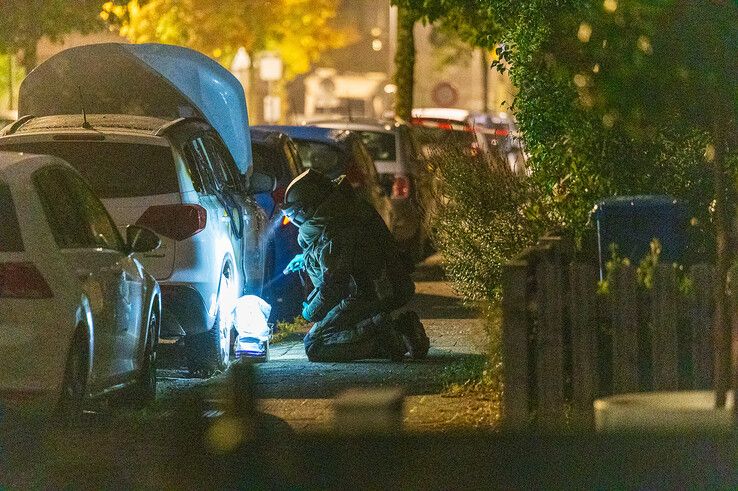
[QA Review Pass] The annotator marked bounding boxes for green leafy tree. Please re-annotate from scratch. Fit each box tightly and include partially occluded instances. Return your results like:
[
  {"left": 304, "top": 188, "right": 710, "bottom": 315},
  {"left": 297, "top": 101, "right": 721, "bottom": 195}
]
[
  {"left": 551, "top": 0, "right": 738, "bottom": 409},
  {"left": 102, "top": 0, "right": 350, "bottom": 80},
  {"left": 404, "top": 0, "right": 738, "bottom": 407},
  {"left": 0, "top": 0, "right": 103, "bottom": 74}
]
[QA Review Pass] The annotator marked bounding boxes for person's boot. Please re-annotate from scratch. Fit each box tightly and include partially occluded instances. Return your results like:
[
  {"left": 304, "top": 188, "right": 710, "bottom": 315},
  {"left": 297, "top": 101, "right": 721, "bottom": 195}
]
[
  {"left": 396, "top": 311, "right": 430, "bottom": 360},
  {"left": 373, "top": 314, "right": 406, "bottom": 361}
]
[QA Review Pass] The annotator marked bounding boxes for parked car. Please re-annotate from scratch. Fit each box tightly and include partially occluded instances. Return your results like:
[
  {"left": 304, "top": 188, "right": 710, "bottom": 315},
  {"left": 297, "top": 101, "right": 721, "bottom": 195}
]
[
  {"left": 412, "top": 108, "right": 526, "bottom": 173},
  {"left": 311, "top": 118, "right": 428, "bottom": 259},
  {"left": 0, "top": 151, "right": 161, "bottom": 419},
  {"left": 249, "top": 127, "right": 305, "bottom": 320},
  {"left": 255, "top": 125, "right": 392, "bottom": 229},
  {"left": 411, "top": 125, "right": 480, "bottom": 160},
  {"left": 0, "top": 43, "right": 274, "bottom": 376}
]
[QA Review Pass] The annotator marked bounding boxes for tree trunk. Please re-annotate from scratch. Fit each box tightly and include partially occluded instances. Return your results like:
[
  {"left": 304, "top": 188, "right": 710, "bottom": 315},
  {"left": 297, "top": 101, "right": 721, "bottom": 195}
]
[
  {"left": 481, "top": 48, "right": 489, "bottom": 113},
  {"left": 712, "top": 121, "right": 733, "bottom": 409},
  {"left": 393, "top": 6, "right": 415, "bottom": 122}
]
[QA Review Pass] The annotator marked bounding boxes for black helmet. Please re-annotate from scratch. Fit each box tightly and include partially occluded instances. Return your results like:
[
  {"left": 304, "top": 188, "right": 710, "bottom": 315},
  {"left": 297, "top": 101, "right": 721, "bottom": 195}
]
[{"left": 281, "top": 169, "right": 333, "bottom": 226}]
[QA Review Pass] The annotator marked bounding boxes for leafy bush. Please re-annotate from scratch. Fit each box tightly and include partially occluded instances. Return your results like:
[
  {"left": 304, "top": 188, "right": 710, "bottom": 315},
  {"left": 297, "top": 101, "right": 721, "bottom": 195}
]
[{"left": 418, "top": 139, "right": 553, "bottom": 301}]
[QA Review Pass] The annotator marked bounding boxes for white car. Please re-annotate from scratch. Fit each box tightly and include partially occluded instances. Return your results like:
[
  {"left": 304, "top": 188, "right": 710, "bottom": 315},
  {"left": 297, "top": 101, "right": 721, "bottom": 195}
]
[
  {"left": 0, "top": 151, "right": 161, "bottom": 419},
  {"left": 0, "top": 44, "right": 275, "bottom": 376}
]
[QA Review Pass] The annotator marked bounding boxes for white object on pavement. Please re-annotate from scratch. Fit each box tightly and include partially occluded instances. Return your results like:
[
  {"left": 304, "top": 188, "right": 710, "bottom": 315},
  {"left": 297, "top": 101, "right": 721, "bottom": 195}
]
[{"left": 233, "top": 295, "right": 272, "bottom": 359}]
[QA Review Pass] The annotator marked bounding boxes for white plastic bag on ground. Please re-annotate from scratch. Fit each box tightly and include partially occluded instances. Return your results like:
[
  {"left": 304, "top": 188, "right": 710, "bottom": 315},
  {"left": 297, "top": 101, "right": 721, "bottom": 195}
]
[{"left": 233, "top": 295, "right": 272, "bottom": 358}]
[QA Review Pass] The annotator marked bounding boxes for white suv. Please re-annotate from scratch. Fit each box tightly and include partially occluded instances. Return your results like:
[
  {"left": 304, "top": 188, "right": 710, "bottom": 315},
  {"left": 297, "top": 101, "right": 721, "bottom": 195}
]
[{"left": 0, "top": 115, "right": 271, "bottom": 375}]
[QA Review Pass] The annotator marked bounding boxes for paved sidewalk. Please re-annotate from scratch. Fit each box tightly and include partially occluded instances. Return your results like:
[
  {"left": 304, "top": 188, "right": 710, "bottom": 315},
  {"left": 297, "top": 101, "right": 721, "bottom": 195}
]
[{"left": 254, "top": 255, "right": 494, "bottom": 432}]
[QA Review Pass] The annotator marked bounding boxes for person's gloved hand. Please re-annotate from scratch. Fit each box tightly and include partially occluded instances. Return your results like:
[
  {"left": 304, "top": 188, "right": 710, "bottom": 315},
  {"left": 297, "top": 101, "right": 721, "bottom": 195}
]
[
  {"left": 301, "top": 301, "right": 310, "bottom": 320},
  {"left": 283, "top": 253, "right": 305, "bottom": 275}
]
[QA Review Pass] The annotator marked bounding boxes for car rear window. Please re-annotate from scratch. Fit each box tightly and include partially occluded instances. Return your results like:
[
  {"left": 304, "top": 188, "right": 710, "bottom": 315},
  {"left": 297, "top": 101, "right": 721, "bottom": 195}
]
[
  {"left": 0, "top": 182, "right": 23, "bottom": 252},
  {"left": 293, "top": 140, "right": 346, "bottom": 178},
  {"left": 0, "top": 141, "right": 178, "bottom": 199},
  {"left": 356, "top": 131, "right": 396, "bottom": 161}
]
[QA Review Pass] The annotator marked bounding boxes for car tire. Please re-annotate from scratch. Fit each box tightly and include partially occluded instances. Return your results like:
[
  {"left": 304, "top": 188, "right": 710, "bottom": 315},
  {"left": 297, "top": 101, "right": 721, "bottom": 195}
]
[
  {"left": 185, "top": 308, "right": 231, "bottom": 378},
  {"left": 120, "top": 307, "right": 159, "bottom": 407},
  {"left": 57, "top": 326, "right": 89, "bottom": 425}
]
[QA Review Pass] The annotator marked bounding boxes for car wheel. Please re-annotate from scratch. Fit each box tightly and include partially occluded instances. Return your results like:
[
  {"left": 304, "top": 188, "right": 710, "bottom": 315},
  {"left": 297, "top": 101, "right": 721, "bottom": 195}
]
[
  {"left": 57, "top": 327, "right": 89, "bottom": 425},
  {"left": 120, "top": 307, "right": 159, "bottom": 407},
  {"left": 185, "top": 309, "right": 231, "bottom": 378}
]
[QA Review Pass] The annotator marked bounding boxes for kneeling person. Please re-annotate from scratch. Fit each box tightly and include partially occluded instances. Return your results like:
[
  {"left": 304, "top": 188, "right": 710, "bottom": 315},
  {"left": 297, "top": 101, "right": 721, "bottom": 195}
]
[{"left": 281, "top": 169, "right": 429, "bottom": 362}]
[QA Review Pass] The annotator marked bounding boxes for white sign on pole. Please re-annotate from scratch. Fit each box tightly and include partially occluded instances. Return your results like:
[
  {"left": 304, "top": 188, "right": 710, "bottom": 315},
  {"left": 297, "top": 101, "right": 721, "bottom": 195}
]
[{"left": 259, "top": 52, "right": 283, "bottom": 82}]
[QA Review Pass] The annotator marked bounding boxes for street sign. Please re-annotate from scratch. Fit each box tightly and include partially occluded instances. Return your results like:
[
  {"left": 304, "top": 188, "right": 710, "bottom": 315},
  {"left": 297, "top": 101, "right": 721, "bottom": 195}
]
[
  {"left": 259, "top": 52, "right": 283, "bottom": 82},
  {"left": 431, "top": 82, "right": 459, "bottom": 108}
]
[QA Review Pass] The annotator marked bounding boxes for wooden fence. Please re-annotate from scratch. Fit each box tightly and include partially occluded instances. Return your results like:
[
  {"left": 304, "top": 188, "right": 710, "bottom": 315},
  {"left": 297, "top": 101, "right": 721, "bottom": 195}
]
[{"left": 501, "top": 235, "right": 716, "bottom": 429}]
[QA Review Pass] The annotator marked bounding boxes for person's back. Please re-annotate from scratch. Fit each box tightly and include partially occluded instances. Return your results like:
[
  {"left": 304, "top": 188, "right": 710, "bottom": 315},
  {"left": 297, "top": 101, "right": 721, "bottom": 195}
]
[{"left": 282, "top": 169, "right": 428, "bottom": 362}]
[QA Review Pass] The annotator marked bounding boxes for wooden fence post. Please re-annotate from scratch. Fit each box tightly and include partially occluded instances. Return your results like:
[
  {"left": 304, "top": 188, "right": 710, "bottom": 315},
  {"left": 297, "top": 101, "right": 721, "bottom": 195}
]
[
  {"left": 501, "top": 259, "right": 531, "bottom": 428},
  {"left": 690, "top": 264, "right": 715, "bottom": 389},
  {"left": 611, "top": 265, "right": 640, "bottom": 394},
  {"left": 569, "top": 263, "right": 598, "bottom": 427},
  {"left": 535, "top": 248, "right": 566, "bottom": 427},
  {"left": 651, "top": 264, "right": 680, "bottom": 390}
]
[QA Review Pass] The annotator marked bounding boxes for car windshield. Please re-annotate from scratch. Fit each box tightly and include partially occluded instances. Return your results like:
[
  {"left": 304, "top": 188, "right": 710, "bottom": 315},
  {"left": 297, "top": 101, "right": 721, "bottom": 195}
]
[
  {"left": 293, "top": 140, "right": 345, "bottom": 178},
  {"left": 0, "top": 141, "right": 178, "bottom": 199},
  {"left": 356, "top": 131, "right": 396, "bottom": 161},
  {"left": 0, "top": 182, "right": 23, "bottom": 252}
]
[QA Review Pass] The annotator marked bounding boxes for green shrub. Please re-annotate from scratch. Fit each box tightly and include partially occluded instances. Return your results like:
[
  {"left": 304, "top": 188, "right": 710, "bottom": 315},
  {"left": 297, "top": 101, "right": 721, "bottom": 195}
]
[{"left": 419, "top": 143, "right": 554, "bottom": 301}]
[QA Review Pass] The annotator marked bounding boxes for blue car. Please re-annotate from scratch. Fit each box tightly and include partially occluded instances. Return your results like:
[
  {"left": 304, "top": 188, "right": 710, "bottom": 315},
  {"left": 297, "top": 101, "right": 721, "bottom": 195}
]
[
  {"left": 255, "top": 125, "right": 391, "bottom": 230},
  {"left": 250, "top": 128, "right": 306, "bottom": 321}
]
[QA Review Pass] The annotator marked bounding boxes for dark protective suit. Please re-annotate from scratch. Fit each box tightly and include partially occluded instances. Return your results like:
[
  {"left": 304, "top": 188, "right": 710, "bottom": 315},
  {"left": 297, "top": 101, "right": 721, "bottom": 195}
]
[{"left": 299, "top": 177, "right": 415, "bottom": 361}]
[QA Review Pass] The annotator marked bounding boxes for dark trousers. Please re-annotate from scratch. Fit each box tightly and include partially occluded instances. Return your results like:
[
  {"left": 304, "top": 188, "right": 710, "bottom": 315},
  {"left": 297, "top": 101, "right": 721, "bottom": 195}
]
[{"left": 303, "top": 278, "right": 414, "bottom": 362}]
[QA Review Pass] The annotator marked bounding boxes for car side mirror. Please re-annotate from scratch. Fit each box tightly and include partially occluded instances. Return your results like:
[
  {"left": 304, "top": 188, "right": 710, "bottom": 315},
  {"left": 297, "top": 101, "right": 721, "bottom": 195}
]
[
  {"left": 247, "top": 171, "right": 277, "bottom": 195},
  {"left": 126, "top": 225, "right": 161, "bottom": 254}
]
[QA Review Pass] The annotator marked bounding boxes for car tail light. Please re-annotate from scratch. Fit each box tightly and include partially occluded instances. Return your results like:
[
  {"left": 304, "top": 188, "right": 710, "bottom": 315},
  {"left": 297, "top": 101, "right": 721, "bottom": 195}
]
[
  {"left": 137, "top": 204, "right": 207, "bottom": 241},
  {"left": 0, "top": 262, "right": 53, "bottom": 299},
  {"left": 494, "top": 128, "right": 510, "bottom": 136},
  {"left": 392, "top": 175, "right": 411, "bottom": 199}
]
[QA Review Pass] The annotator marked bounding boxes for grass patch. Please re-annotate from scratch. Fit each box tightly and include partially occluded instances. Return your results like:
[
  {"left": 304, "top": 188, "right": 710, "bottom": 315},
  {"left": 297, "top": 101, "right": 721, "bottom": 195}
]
[
  {"left": 272, "top": 316, "right": 311, "bottom": 344},
  {"left": 442, "top": 303, "right": 503, "bottom": 401},
  {"left": 442, "top": 356, "right": 497, "bottom": 397}
]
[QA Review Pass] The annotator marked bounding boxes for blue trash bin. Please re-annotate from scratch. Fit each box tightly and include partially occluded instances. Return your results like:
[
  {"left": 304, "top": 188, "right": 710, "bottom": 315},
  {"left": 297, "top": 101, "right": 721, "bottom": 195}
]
[{"left": 593, "top": 195, "right": 688, "bottom": 280}]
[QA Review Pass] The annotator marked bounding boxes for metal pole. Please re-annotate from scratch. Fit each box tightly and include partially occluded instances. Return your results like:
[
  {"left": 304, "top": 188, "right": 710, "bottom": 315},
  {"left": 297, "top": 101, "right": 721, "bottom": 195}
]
[{"left": 8, "top": 55, "right": 13, "bottom": 110}]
